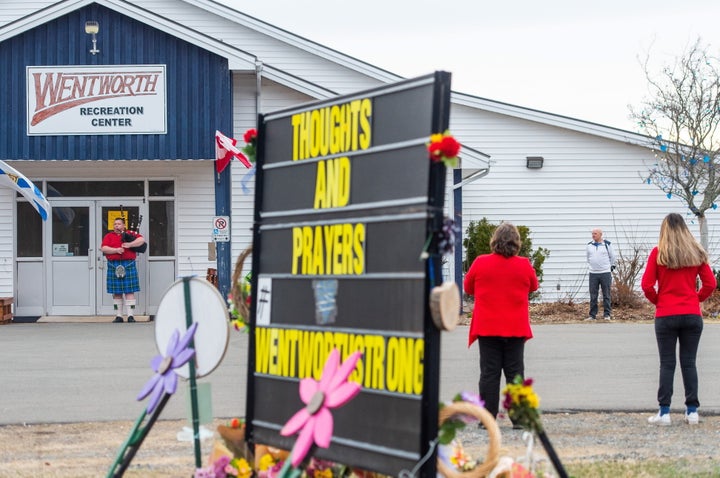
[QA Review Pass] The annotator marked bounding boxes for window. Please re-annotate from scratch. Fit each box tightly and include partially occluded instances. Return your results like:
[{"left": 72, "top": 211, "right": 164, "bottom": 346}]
[
  {"left": 149, "top": 201, "right": 175, "bottom": 256},
  {"left": 149, "top": 181, "right": 174, "bottom": 196},
  {"left": 47, "top": 181, "right": 144, "bottom": 197},
  {"left": 17, "top": 202, "right": 42, "bottom": 257},
  {"left": 52, "top": 206, "right": 90, "bottom": 256}
]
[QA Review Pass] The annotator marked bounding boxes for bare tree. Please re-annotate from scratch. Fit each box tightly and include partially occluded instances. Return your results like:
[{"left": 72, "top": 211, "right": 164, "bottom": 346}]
[
  {"left": 610, "top": 220, "right": 648, "bottom": 308},
  {"left": 632, "top": 38, "right": 720, "bottom": 250}
]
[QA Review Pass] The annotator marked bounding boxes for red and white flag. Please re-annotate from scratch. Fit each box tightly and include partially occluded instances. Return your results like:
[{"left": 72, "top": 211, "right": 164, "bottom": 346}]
[{"left": 215, "top": 130, "right": 251, "bottom": 173}]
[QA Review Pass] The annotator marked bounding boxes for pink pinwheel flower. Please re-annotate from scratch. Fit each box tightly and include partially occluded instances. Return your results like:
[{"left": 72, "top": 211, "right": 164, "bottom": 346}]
[
  {"left": 136, "top": 322, "right": 198, "bottom": 414},
  {"left": 280, "top": 349, "right": 363, "bottom": 467}
]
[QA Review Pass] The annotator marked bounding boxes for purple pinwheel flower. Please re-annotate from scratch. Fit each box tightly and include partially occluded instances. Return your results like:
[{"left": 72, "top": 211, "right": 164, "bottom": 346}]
[
  {"left": 136, "top": 322, "right": 198, "bottom": 414},
  {"left": 280, "top": 348, "right": 363, "bottom": 467}
]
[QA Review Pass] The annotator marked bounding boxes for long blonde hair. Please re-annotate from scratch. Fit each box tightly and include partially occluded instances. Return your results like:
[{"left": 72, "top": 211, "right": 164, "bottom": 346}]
[{"left": 656, "top": 213, "right": 708, "bottom": 269}]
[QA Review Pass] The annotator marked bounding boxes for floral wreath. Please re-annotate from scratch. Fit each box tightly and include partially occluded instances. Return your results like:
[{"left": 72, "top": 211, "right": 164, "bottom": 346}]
[
  {"left": 228, "top": 245, "right": 253, "bottom": 332},
  {"left": 227, "top": 272, "right": 251, "bottom": 332}
]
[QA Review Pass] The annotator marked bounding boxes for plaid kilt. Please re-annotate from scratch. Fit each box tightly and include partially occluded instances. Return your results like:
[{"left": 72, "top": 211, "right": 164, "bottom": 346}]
[{"left": 107, "top": 259, "right": 140, "bottom": 294}]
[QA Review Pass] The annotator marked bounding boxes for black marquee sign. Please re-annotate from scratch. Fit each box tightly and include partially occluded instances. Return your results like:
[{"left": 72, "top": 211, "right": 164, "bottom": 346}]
[{"left": 246, "top": 72, "right": 452, "bottom": 477}]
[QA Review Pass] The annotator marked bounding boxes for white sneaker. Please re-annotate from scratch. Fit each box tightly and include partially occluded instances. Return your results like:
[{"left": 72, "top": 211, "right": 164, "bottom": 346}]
[
  {"left": 648, "top": 412, "right": 671, "bottom": 425},
  {"left": 685, "top": 412, "right": 699, "bottom": 425},
  {"left": 584, "top": 316, "right": 596, "bottom": 321}
]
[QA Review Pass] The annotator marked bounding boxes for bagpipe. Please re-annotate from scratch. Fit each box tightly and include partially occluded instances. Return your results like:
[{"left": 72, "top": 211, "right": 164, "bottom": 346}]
[{"left": 121, "top": 207, "right": 148, "bottom": 254}]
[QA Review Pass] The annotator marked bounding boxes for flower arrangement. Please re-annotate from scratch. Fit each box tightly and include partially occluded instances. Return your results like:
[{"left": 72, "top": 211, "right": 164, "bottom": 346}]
[
  {"left": 229, "top": 245, "right": 253, "bottom": 332},
  {"left": 502, "top": 377, "right": 541, "bottom": 433},
  {"left": 197, "top": 445, "right": 387, "bottom": 478},
  {"left": 301, "top": 458, "right": 350, "bottom": 478},
  {"left": 437, "top": 440, "right": 478, "bottom": 473},
  {"left": 427, "top": 130, "right": 461, "bottom": 168},
  {"left": 502, "top": 376, "right": 568, "bottom": 478},
  {"left": 242, "top": 128, "right": 258, "bottom": 163},
  {"left": 256, "top": 452, "right": 283, "bottom": 478},
  {"left": 227, "top": 271, "right": 251, "bottom": 332},
  {"left": 195, "top": 455, "right": 253, "bottom": 478},
  {"left": 216, "top": 418, "right": 248, "bottom": 460}
]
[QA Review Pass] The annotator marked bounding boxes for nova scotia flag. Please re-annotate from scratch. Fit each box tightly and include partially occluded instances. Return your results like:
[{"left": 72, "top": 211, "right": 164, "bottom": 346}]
[{"left": 0, "top": 160, "right": 50, "bottom": 220}]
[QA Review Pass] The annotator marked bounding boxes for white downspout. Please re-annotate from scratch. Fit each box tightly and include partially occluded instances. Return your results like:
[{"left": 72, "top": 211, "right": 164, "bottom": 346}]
[{"left": 255, "top": 59, "right": 263, "bottom": 124}]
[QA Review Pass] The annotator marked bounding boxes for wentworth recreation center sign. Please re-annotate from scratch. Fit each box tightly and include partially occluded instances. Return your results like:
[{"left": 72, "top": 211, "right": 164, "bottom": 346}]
[
  {"left": 247, "top": 72, "right": 452, "bottom": 476},
  {"left": 26, "top": 64, "right": 167, "bottom": 135}
]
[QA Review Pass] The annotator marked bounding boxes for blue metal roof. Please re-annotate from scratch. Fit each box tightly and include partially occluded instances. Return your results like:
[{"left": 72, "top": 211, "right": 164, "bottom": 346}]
[{"left": 0, "top": 3, "right": 231, "bottom": 160}]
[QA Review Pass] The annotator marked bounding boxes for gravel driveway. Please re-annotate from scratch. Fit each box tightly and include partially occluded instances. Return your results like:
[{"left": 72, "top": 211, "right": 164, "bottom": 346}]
[{"left": 2, "top": 412, "right": 720, "bottom": 477}]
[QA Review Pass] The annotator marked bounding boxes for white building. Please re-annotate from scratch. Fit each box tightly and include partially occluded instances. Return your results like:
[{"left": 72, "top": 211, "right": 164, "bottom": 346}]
[{"left": 0, "top": 0, "right": 709, "bottom": 319}]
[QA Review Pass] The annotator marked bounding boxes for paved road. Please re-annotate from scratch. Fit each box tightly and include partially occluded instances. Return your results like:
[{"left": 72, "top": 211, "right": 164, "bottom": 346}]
[{"left": 2, "top": 322, "right": 720, "bottom": 425}]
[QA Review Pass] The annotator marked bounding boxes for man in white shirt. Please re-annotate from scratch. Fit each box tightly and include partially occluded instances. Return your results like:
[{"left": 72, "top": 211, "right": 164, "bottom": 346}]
[{"left": 586, "top": 228, "right": 616, "bottom": 321}]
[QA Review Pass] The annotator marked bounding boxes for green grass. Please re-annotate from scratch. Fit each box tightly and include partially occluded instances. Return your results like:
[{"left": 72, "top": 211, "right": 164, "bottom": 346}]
[{"left": 565, "top": 458, "right": 720, "bottom": 477}]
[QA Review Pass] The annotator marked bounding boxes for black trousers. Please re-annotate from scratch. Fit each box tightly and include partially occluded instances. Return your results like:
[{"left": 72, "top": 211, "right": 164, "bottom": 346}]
[
  {"left": 477, "top": 336, "right": 525, "bottom": 418},
  {"left": 654, "top": 315, "right": 703, "bottom": 409},
  {"left": 589, "top": 272, "right": 612, "bottom": 318}
]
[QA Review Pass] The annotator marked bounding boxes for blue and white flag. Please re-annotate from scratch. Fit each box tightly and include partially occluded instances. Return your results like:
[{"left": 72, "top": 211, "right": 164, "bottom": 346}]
[{"left": 0, "top": 160, "right": 50, "bottom": 221}]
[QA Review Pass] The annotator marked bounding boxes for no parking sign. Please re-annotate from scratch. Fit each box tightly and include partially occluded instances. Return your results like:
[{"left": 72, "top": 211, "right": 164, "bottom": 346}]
[{"left": 211, "top": 216, "right": 230, "bottom": 242}]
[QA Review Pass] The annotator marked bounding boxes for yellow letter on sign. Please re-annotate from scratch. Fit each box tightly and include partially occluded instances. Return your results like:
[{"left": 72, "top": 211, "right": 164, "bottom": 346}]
[{"left": 314, "top": 156, "right": 350, "bottom": 209}]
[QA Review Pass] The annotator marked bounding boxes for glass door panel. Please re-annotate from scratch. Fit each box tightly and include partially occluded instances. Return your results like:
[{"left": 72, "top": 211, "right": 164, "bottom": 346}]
[{"left": 46, "top": 202, "right": 95, "bottom": 315}]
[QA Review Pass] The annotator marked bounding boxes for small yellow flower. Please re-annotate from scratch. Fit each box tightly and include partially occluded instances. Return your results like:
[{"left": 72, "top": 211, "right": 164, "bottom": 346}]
[
  {"left": 430, "top": 133, "right": 444, "bottom": 144},
  {"left": 257, "top": 453, "right": 276, "bottom": 471},
  {"left": 316, "top": 468, "right": 334, "bottom": 478},
  {"left": 232, "top": 458, "right": 252, "bottom": 478},
  {"left": 526, "top": 392, "right": 540, "bottom": 409}
]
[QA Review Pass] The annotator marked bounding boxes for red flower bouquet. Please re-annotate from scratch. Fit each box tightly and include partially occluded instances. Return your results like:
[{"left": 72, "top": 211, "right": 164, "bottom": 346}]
[
  {"left": 428, "top": 130, "right": 461, "bottom": 168},
  {"left": 242, "top": 128, "right": 257, "bottom": 163}
]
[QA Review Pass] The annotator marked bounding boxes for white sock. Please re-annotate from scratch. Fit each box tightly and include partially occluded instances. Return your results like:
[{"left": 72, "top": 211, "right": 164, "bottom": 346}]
[
  {"left": 125, "top": 299, "right": 136, "bottom": 317},
  {"left": 113, "top": 299, "right": 123, "bottom": 316}
]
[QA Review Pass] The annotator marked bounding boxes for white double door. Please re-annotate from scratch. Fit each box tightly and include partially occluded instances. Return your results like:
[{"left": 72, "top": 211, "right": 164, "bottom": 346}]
[{"left": 46, "top": 200, "right": 147, "bottom": 316}]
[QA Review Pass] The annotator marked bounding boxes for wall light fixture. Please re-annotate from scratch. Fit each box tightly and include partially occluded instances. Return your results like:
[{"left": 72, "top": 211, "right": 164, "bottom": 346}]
[{"left": 85, "top": 21, "right": 100, "bottom": 55}]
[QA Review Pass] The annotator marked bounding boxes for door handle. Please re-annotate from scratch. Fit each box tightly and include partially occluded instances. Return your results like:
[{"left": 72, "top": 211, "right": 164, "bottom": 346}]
[{"left": 88, "top": 248, "right": 94, "bottom": 270}]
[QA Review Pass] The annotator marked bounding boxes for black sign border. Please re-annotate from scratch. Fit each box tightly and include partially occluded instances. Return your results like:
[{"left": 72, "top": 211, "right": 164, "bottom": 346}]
[{"left": 246, "top": 71, "right": 452, "bottom": 477}]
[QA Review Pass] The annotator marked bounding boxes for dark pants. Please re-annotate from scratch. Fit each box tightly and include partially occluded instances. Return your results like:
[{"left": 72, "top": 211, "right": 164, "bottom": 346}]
[
  {"left": 654, "top": 315, "right": 703, "bottom": 409},
  {"left": 477, "top": 336, "right": 525, "bottom": 418},
  {"left": 589, "top": 272, "right": 612, "bottom": 318}
]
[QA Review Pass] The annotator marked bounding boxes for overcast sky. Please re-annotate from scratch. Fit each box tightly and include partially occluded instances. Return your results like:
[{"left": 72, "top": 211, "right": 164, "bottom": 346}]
[{"left": 220, "top": 0, "right": 720, "bottom": 132}]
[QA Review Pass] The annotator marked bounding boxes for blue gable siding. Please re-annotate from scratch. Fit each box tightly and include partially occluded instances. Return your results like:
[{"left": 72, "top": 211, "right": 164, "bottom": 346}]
[{"left": 0, "top": 4, "right": 231, "bottom": 160}]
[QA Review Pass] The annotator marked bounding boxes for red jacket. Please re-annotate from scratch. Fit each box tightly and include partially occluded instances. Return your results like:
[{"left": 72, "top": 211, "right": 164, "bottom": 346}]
[
  {"left": 641, "top": 246, "right": 716, "bottom": 318},
  {"left": 463, "top": 253, "right": 539, "bottom": 346},
  {"left": 102, "top": 231, "right": 142, "bottom": 261}
]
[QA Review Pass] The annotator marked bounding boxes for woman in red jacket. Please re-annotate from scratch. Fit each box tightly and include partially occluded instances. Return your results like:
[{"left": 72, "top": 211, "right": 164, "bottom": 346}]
[
  {"left": 641, "top": 213, "right": 716, "bottom": 426},
  {"left": 463, "top": 222, "right": 539, "bottom": 420}
]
